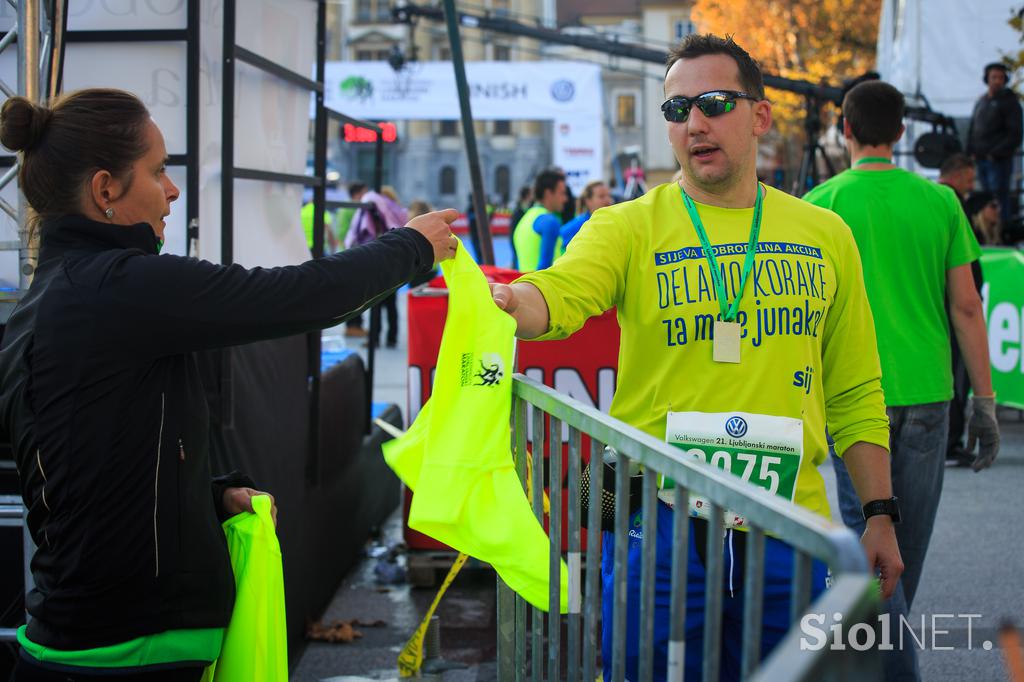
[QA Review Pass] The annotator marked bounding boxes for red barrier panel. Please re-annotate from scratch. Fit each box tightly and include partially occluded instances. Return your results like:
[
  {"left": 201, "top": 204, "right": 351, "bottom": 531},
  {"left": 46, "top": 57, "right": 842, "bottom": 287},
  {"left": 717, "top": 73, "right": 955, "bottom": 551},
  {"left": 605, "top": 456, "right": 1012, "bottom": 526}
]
[{"left": 404, "top": 266, "right": 620, "bottom": 552}]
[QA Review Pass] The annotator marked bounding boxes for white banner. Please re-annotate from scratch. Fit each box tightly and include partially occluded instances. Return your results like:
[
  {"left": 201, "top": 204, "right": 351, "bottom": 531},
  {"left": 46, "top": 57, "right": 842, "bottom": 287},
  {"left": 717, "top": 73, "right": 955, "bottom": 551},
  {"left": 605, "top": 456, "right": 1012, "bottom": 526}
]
[
  {"left": 553, "top": 115, "right": 603, "bottom": 192},
  {"left": 325, "top": 60, "right": 600, "bottom": 121},
  {"left": 324, "top": 61, "right": 604, "bottom": 193}
]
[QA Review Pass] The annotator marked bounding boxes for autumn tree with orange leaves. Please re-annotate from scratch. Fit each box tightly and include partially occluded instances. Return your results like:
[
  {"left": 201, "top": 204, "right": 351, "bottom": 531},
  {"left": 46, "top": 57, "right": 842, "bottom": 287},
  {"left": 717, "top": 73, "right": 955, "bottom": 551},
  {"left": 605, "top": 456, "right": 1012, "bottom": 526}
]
[{"left": 692, "top": 0, "right": 882, "bottom": 168}]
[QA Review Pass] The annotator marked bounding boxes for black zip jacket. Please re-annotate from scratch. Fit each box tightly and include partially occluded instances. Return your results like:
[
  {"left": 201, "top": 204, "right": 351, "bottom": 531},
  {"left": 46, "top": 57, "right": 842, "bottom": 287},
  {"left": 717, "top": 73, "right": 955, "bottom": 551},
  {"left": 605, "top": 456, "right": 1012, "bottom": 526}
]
[
  {"left": 0, "top": 214, "right": 434, "bottom": 649},
  {"left": 967, "top": 87, "right": 1024, "bottom": 159}
]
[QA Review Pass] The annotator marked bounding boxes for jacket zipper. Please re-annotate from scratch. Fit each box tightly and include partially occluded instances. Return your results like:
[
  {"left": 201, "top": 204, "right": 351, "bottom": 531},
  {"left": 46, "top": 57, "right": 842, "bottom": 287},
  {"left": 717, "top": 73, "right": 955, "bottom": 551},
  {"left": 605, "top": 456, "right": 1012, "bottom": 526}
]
[
  {"left": 179, "top": 438, "right": 185, "bottom": 461},
  {"left": 154, "top": 392, "right": 165, "bottom": 577}
]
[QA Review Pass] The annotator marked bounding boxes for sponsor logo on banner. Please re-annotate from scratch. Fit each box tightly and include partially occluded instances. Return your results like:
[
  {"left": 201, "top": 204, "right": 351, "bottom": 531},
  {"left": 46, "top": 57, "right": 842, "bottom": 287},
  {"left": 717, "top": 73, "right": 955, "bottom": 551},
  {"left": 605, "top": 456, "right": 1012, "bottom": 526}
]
[
  {"left": 460, "top": 352, "right": 505, "bottom": 388},
  {"left": 551, "top": 79, "right": 576, "bottom": 102},
  {"left": 725, "top": 415, "right": 748, "bottom": 438},
  {"left": 339, "top": 76, "right": 373, "bottom": 102}
]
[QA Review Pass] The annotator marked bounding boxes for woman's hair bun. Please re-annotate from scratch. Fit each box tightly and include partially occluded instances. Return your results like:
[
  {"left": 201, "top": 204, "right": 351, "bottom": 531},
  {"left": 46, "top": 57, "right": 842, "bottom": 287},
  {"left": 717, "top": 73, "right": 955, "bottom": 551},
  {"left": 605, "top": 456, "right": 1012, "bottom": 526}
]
[{"left": 0, "top": 97, "right": 53, "bottom": 152}]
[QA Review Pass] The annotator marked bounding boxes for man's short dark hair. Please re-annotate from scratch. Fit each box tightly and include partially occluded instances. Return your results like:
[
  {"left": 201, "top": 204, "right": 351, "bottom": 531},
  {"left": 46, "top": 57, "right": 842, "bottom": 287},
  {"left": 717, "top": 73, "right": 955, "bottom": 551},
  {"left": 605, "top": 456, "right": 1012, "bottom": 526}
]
[
  {"left": 665, "top": 34, "right": 765, "bottom": 100},
  {"left": 843, "top": 80, "right": 905, "bottom": 146},
  {"left": 984, "top": 62, "right": 1009, "bottom": 84},
  {"left": 533, "top": 170, "right": 564, "bottom": 201},
  {"left": 939, "top": 152, "right": 975, "bottom": 177},
  {"left": 348, "top": 181, "right": 367, "bottom": 197}
]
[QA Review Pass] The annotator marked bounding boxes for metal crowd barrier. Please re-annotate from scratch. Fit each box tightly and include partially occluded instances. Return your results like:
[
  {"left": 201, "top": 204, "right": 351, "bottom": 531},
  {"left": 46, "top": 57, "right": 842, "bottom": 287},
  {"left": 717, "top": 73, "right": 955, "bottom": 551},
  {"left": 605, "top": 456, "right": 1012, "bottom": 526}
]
[
  {"left": 0, "top": 493, "right": 28, "bottom": 643},
  {"left": 496, "top": 375, "right": 882, "bottom": 681}
]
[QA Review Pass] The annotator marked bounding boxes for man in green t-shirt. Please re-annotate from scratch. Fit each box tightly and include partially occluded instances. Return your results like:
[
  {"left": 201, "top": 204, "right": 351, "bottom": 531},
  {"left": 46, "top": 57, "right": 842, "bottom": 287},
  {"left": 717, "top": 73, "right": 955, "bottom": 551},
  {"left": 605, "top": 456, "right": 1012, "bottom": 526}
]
[
  {"left": 490, "top": 34, "right": 902, "bottom": 681},
  {"left": 805, "top": 80, "right": 999, "bottom": 682}
]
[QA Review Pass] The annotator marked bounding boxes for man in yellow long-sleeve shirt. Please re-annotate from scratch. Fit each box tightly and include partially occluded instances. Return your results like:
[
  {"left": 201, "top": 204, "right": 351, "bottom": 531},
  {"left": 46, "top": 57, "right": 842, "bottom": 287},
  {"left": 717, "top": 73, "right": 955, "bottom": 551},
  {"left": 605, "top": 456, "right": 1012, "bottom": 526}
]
[{"left": 490, "top": 34, "right": 902, "bottom": 681}]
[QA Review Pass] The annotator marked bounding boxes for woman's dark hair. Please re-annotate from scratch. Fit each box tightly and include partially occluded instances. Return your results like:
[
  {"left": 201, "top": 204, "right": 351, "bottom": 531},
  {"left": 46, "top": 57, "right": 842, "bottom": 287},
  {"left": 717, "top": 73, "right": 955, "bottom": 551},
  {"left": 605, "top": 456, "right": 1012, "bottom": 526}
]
[{"left": 0, "top": 88, "right": 150, "bottom": 223}]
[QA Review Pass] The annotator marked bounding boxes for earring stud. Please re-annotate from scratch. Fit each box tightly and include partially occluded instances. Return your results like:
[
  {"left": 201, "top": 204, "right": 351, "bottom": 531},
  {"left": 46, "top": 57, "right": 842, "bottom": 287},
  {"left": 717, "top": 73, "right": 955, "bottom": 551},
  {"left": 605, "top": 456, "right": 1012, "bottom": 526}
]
[{"left": 104, "top": 207, "right": 114, "bottom": 220}]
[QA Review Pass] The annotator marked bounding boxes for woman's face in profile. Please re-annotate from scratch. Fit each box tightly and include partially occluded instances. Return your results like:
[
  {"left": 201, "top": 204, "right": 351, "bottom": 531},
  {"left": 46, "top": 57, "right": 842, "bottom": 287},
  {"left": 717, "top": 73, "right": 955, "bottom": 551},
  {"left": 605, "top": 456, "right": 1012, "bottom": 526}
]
[{"left": 112, "top": 119, "right": 180, "bottom": 239}]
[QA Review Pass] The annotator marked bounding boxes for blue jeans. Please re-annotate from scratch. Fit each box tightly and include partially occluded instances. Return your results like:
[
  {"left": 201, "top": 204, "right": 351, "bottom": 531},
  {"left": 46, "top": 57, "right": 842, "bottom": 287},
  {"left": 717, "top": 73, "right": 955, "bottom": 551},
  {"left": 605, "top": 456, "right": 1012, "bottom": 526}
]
[
  {"left": 831, "top": 401, "right": 949, "bottom": 682},
  {"left": 601, "top": 502, "right": 828, "bottom": 682},
  {"left": 977, "top": 156, "right": 1014, "bottom": 227}
]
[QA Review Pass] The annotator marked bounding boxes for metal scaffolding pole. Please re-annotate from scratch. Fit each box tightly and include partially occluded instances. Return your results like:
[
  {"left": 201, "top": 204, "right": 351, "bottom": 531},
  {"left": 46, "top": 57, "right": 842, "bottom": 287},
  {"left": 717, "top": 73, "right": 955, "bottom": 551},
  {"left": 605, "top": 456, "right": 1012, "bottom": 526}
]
[
  {"left": 16, "top": 0, "right": 40, "bottom": 289},
  {"left": 441, "top": 0, "right": 494, "bottom": 265}
]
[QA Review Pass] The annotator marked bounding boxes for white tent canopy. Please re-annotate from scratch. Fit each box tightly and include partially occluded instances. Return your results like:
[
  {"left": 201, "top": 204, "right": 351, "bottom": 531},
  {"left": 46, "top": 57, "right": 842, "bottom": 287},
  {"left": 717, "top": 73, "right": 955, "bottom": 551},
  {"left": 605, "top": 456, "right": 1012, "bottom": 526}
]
[{"left": 877, "top": 0, "right": 1021, "bottom": 118}]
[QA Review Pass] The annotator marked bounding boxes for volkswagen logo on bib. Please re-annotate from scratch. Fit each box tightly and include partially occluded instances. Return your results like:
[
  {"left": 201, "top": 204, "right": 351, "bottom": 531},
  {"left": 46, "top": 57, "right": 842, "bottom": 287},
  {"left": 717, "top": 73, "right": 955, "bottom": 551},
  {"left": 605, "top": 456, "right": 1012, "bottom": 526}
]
[{"left": 725, "top": 416, "right": 748, "bottom": 438}]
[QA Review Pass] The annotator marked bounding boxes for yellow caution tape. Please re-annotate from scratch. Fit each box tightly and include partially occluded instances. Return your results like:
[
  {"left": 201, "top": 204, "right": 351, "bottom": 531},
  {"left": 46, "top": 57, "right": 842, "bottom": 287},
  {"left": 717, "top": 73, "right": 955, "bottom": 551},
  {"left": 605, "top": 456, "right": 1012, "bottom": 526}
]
[
  {"left": 377, "top": 418, "right": 470, "bottom": 677},
  {"left": 397, "top": 552, "right": 470, "bottom": 677}
]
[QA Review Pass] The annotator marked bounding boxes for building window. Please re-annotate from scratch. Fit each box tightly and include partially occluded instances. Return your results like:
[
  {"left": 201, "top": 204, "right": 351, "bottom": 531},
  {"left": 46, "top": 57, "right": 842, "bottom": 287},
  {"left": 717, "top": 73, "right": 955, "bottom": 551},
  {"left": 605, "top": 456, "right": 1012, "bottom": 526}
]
[
  {"left": 494, "top": 120, "right": 512, "bottom": 135},
  {"left": 440, "top": 120, "right": 458, "bottom": 137},
  {"left": 440, "top": 166, "right": 457, "bottom": 195},
  {"left": 495, "top": 165, "right": 511, "bottom": 204},
  {"left": 356, "top": 0, "right": 372, "bottom": 23},
  {"left": 438, "top": 46, "right": 452, "bottom": 61},
  {"left": 493, "top": 44, "right": 511, "bottom": 61},
  {"left": 355, "top": 48, "right": 392, "bottom": 61},
  {"left": 355, "top": 149, "right": 391, "bottom": 187},
  {"left": 617, "top": 94, "right": 637, "bottom": 127},
  {"left": 355, "top": 0, "right": 390, "bottom": 23},
  {"left": 674, "top": 18, "right": 695, "bottom": 41},
  {"left": 492, "top": 0, "right": 510, "bottom": 17}
]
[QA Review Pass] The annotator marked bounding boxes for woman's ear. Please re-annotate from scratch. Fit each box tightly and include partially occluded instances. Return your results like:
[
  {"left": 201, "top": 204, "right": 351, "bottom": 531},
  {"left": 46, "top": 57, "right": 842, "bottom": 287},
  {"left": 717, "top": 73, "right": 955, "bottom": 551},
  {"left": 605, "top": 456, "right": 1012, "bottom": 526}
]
[{"left": 88, "top": 169, "right": 123, "bottom": 217}]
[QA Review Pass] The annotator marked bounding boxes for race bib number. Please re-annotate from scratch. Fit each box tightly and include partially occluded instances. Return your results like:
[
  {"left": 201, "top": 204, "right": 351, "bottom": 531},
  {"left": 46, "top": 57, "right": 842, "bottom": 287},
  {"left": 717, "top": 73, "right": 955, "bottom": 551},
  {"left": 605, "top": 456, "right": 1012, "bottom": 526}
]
[{"left": 662, "top": 411, "right": 803, "bottom": 528}]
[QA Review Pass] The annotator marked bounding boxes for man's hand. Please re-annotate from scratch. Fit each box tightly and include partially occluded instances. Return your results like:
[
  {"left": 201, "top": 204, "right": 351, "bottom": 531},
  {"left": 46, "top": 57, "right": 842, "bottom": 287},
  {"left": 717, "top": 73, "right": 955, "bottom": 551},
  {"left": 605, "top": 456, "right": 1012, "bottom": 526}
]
[
  {"left": 967, "top": 395, "right": 1000, "bottom": 471},
  {"left": 405, "top": 208, "right": 459, "bottom": 265},
  {"left": 860, "top": 515, "right": 904, "bottom": 600},
  {"left": 223, "top": 486, "right": 278, "bottom": 527},
  {"left": 490, "top": 282, "right": 519, "bottom": 314}
]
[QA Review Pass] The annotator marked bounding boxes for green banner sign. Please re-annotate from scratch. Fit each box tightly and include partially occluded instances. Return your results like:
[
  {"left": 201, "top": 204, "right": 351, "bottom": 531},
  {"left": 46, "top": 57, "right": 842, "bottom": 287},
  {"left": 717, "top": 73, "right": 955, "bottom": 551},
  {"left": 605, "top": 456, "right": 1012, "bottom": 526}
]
[{"left": 981, "top": 248, "right": 1024, "bottom": 409}]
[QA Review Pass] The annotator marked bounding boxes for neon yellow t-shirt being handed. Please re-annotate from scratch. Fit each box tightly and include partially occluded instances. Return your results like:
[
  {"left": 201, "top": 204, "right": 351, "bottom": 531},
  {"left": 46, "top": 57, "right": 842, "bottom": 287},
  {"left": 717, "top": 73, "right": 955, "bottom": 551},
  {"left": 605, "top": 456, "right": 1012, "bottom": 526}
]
[{"left": 517, "top": 183, "right": 889, "bottom": 520}]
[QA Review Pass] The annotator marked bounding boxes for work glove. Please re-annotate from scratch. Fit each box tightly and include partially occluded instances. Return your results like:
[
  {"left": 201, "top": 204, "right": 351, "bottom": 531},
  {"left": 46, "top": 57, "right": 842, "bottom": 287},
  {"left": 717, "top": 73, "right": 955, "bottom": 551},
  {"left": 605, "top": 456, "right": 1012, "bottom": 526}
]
[{"left": 967, "top": 395, "right": 1000, "bottom": 471}]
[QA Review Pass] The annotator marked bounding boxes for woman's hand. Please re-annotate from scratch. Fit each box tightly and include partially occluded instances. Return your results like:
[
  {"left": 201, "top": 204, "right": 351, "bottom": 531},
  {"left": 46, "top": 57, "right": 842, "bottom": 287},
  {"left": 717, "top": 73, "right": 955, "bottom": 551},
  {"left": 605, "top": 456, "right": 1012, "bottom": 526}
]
[
  {"left": 406, "top": 208, "right": 459, "bottom": 264},
  {"left": 222, "top": 486, "right": 277, "bottom": 527}
]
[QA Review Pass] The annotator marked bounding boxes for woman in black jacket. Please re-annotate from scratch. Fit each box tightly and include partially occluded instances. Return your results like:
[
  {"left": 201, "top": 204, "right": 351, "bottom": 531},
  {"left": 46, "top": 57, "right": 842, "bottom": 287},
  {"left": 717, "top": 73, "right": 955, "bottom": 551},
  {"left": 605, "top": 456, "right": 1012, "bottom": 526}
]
[{"left": 0, "top": 88, "right": 456, "bottom": 681}]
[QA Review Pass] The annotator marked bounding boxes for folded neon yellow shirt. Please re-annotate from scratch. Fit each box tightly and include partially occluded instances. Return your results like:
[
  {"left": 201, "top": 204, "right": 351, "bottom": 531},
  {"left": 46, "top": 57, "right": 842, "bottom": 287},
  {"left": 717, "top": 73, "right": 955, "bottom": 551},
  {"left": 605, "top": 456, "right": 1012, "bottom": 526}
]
[
  {"left": 202, "top": 494, "right": 287, "bottom": 682},
  {"left": 384, "top": 240, "right": 568, "bottom": 613}
]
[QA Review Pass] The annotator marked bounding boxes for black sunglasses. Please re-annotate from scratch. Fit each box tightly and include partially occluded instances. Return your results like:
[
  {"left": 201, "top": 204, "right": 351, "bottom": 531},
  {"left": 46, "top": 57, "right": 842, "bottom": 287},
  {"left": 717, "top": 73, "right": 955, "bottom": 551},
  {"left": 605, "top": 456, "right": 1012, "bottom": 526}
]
[{"left": 661, "top": 90, "right": 757, "bottom": 123}]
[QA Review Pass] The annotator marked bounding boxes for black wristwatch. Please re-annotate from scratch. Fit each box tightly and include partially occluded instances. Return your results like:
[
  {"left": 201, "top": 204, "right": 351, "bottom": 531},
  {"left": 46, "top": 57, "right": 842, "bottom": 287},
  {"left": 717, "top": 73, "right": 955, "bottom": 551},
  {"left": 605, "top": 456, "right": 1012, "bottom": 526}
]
[{"left": 862, "top": 496, "right": 901, "bottom": 523}]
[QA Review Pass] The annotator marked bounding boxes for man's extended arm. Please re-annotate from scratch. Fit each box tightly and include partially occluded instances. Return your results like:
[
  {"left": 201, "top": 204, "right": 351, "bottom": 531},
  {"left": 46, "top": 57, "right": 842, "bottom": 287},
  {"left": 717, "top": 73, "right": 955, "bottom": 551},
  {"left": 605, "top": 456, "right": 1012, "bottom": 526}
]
[
  {"left": 947, "top": 263, "right": 1000, "bottom": 469},
  {"left": 948, "top": 264, "right": 993, "bottom": 395},
  {"left": 842, "top": 442, "right": 903, "bottom": 600}
]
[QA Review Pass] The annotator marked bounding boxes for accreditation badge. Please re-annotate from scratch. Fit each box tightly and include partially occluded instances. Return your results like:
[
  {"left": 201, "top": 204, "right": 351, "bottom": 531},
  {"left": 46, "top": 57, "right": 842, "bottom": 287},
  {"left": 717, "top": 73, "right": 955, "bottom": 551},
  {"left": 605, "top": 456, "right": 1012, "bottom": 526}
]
[
  {"left": 661, "top": 411, "right": 804, "bottom": 529},
  {"left": 712, "top": 321, "right": 741, "bottom": 363}
]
